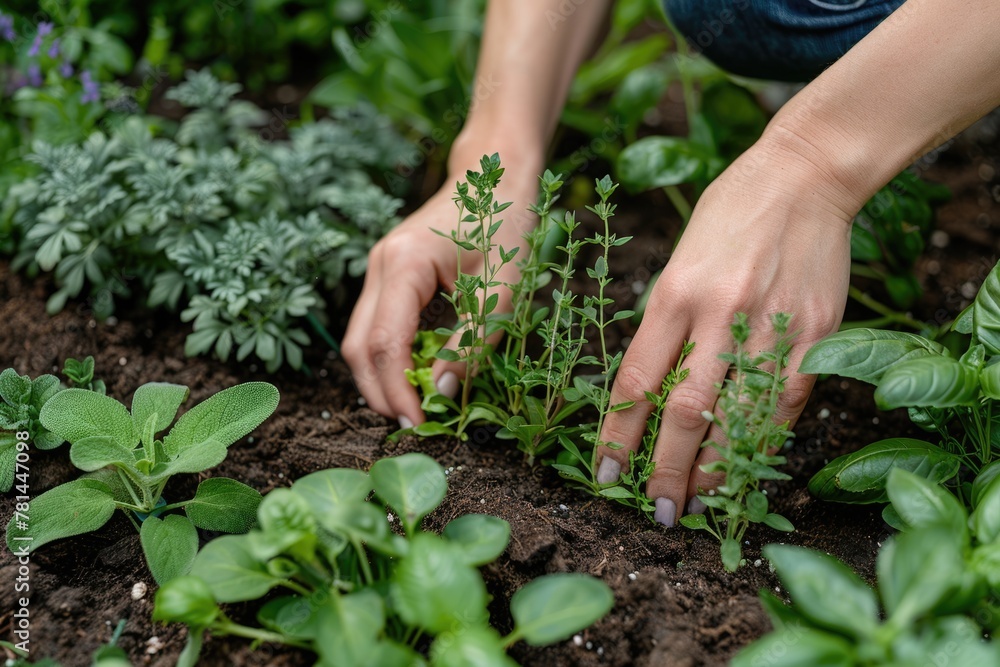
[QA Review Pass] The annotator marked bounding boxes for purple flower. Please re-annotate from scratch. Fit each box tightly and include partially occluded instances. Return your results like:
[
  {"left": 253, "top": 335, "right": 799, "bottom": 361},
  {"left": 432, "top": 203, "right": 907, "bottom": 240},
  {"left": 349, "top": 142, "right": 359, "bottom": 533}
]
[
  {"left": 59, "top": 60, "right": 73, "bottom": 78},
  {"left": 37, "top": 22, "right": 53, "bottom": 37},
  {"left": 0, "top": 13, "right": 15, "bottom": 42},
  {"left": 27, "top": 34, "right": 42, "bottom": 57},
  {"left": 48, "top": 38, "right": 60, "bottom": 58},
  {"left": 26, "top": 63, "right": 42, "bottom": 87},
  {"left": 80, "top": 70, "right": 100, "bottom": 103}
]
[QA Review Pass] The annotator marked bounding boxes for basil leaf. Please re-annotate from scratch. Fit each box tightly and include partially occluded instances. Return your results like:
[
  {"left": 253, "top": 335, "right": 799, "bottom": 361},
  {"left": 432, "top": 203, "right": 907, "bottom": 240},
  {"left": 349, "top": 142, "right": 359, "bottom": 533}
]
[{"left": 799, "top": 328, "right": 947, "bottom": 385}]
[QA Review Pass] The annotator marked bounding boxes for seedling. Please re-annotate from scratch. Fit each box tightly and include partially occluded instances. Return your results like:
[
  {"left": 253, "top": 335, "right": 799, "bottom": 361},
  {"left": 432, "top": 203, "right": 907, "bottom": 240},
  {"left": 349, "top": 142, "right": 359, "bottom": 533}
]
[
  {"left": 801, "top": 257, "right": 1000, "bottom": 512},
  {"left": 679, "top": 313, "right": 796, "bottom": 571},
  {"left": 5, "top": 381, "right": 278, "bottom": 585},
  {"left": 0, "top": 368, "right": 64, "bottom": 493},
  {"left": 153, "top": 453, "right": 614, "bottom": 667},
  {"left": 62, "top": 355, "right": 106, "bottom": 393},
  {"left": 736, "top": 467, "right": 1000, "bottom": 666}
]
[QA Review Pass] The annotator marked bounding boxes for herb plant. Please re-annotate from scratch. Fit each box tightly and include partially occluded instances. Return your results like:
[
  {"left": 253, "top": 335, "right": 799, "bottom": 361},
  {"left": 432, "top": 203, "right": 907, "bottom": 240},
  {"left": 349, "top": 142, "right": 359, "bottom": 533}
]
[
  {"left": 5, "top": 381, "right": 279, "bottom": 585},
  {"left": 735, "top": 467, "right": 1000, "bottom": 666},
  {"left": 800, "top": 257, "right": 1000, "bottom": 511},
  {"left": 0, "top": 368, "right": 63, "bottom": 493},
  {"left": 678, "top": 313, "right": 796, "bottom": 571},
  {"left": 153, "top": 452, "right": 614, "bottom": 667},
  {"left": 5, "top": 70, "right": 408, "bottom": 371},
  {"left": 63, "top": 355, "right": 106, "bottom": 393}
]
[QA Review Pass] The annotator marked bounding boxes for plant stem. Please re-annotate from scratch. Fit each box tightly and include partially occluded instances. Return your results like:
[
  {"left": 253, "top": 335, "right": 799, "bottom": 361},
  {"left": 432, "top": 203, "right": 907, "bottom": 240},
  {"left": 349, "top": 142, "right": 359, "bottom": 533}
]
[
  {"left": 847, "top": 285, "right": 928, "bottom": 332},
  {"left": 663, "top": 185, "right": 692, "bottom": 225},
  {"left": 213, "top": 621, "right": 312, "bottom": 651}
]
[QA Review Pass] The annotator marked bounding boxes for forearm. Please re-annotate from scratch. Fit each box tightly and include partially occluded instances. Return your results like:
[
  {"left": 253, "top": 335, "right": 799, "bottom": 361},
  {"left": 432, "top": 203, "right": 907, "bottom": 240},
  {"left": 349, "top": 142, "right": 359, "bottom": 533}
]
[
  {"left": 761, "top": 0, "right": 1000, "bottom": 213},
  {"left": 449, "top": 0, "right": 612, "bottom": 173}
]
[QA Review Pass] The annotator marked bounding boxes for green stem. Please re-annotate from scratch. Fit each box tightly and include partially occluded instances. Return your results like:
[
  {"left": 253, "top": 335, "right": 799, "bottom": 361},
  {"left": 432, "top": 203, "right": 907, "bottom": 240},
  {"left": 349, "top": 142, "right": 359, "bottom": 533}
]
[
  {"left": 213, "top": 621, "right": 312, "bottom": 651},
  {"left": 664, "top": 185, "right": 692, "bottom": 225},
  {"left": 847, "top": 286, "right": 928, "bottom": 332},
  {"left": 306, "top": 312, "right": 340, "bottom": 354}
]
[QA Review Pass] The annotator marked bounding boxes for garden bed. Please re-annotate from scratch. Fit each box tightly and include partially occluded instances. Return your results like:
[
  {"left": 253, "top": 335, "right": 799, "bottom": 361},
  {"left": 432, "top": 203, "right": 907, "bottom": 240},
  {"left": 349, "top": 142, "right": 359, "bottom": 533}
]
[{"left": 1, "top": 139, "right": 996, "bottom": 666}]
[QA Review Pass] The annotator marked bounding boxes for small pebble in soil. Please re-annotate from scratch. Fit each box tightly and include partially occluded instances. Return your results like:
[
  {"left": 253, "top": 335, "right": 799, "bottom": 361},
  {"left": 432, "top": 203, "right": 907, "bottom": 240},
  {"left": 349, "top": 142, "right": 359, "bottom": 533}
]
[
  {"left": 619, "top": 546, "right": 625, "bottom": 552},
  {"left": 558, "top": 504, "right": 568, "bottom": 511},
  {"left": 926, "top": 260, "right": 941, "bottom": 275},
  {"left": 319, "top": 368, "right": 328, "bottom": 377},
  {"left": 840, "top": 381, "right": 850, "bottom": 390},
  {"left": 278, "top": 473, "right": 283, "bottom": 479},
  {"left": 118, "top": 357, "right": 127, "bottom": 366},
  {"left": 248, "top": 437, "right": 255, "bottom": 443},
  {"left": 146, "top": 637, "right": 164, "bottom": 654},
  {"left": 106, "top": 316, "right": 118, "bottom": 326},
  {"left": 818, "top": 408, "right": 830, "bottom": 419},
  {"left": 707, "top": 489, "right": 715, "bottom": 496},
  {"left": 89, "top": 320, "right": 97, "bottom": 329},
  {"left": 586, "top": 642, "right": 593, "bottom": 650},
  {"left": 358, "top": 397, "right": 367, "bottom": 406},
  {"left": 930, "top": 230, "right": 950, "bottom": 248},
  {"left": 980, "top": 163, "right": 996, "bottom": 181},
  {"left": 321, "top": 410, "right": 331, "bottom": 420},
  {"left": 775, "top": 586, "right": 781, "bottom": 592},
  {"left": 840, "top": 412, "right": 847, "bottom": 420},
  {"left": 962, "top": 281, "right": 979, "bottom": 299},
  {"left": 131, "top": 582, "right": 147, "bottom": 600},
  {"left": 754, "top": 559, "right": 762, "bottom": 567},
  {"left": 480, "top": 499, "right": 486, "bottom": 504},
  {"left": 873, "top": 417, "right": 879, "bottom": 424},
  {"left": 597, "top": 647, "right": 605, "bottom": 656},
  {"left": 628, "top": 572, "right": 637, "bottom": 581},
  {"left": 631, "top": 280, "right": 646, "bottom": 295},
  {"left": 388, "top": 513, "right": 395, "bottom": 523},
  {"left": 573, "top": 635, "right": 583, "bottom": 647}
]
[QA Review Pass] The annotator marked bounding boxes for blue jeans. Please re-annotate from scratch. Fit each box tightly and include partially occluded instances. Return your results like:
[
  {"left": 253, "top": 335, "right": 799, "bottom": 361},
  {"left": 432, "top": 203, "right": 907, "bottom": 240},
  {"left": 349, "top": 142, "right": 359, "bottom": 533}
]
[{"left": 665, "top": 0, "right": 907, "bottom": 81}]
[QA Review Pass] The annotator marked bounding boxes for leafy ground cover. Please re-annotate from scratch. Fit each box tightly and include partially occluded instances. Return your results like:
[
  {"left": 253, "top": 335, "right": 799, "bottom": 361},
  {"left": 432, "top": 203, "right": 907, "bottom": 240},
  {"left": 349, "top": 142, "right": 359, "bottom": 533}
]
[{"left": 1, "top": 131, "right": 995, "bottom": 664}]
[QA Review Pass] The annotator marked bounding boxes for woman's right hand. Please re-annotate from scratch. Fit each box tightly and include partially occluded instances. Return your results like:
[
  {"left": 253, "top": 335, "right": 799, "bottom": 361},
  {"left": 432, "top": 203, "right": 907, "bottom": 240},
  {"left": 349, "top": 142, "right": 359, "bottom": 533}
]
[{"left": 342, "top": 157, "right": 541, "bottom": 429}]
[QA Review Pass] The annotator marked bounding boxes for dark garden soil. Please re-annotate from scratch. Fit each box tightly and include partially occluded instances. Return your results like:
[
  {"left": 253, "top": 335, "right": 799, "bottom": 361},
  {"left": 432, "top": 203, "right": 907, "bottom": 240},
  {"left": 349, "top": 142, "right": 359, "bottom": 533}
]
[{"left": 1, "top": 129, "right": 998, "bottom": 667}]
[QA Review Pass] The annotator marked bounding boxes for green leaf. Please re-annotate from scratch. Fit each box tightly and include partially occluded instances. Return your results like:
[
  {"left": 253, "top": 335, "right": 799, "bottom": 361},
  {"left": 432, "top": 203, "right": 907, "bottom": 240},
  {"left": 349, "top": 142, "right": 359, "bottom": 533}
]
[
  {"left": 189, "top": 535, "right": 282, "bottom": 603},
  {"left": 153, "top": 575, "right": 220, "bottom": 627},
  {"left": 763, "top": 544, "right": 879, "bottom": 639},
  {"left": 163, "top": 382, "right": 279, "bottom": 453},
  {"left": 972, "top": 461, "right": 1000, "bottom": 509},
  {"left": 291, "top": 468, "right": 372, "bottom": 516},
  {"left": 257, "top": 596, "right": 319, "bottom": 640},
  {"left": 680, "top": 514, "right": 709, "bottom": 530},
  {"left": 314, "top": 590, "right": 386, "bottom": 667},
  {"left": 616, "top": 136, "right": 706, "bottom": 192},
  {"left": 131, "top": 383, "right": 190, "bottom": 436},
  {"left": 147, "top": 439, "right": 228, "bottom": 482},
  {"left": 510, "top": 573, "right": 613, "bottom": 646},
  {"left": 808, "top": 438, "right": 960, "bottom": 504},
  {"left": 885, "top": 468, "right": 967, "bottom": 539},
  {"left": 763, "top": 514, "right": 795, "bottom": 532},
  {"left": 980, "top": 360, "right": 1000, "bottom": 399},
  {"left": 799, "top": 329, "right": 947, "bottom": 385},
  {"left": 721, "top": 537, "right": 742, "bottom": 572},
  {"left": 39, "top": 388, "right": 137, "bottom": 448},
  {"left": 874, "top": 356, "right": 979, "bottom": 410},
  {"left": 972, "top": 473, "right": 1000, "bottom": 543},
  {"left": 746, "top": 490, "right": 768, "bottom": 522},
  {"left": 431, "top": 626, "right": 518, "bottom": 667},
  {"left": 370, "top": 453, "right": 446, "bottom": 535},
  {"left": 321, "top": 502, "right": 406, "bottom": 557},
  {"left": 731, "top": 628, "right": 855, "bottom": 667},
  {"left": 0, "top": 368, "right": 31, "bottom": 405},
  {"left": 185, "top": 478, "right": 262, "bottom": 533},
  {"left": 30, "top": 374, "right": 62, "bottom": 408},
  {"left": 973, "top": 260, "right": 1000, "bottom": 354},
  {"left": 392, "top": 533, "right": 488, "bottom": 634},
  {"left": 6, "top": 479, "right": 116, "bottom": 552},
  {"left": 442, "top": 514, "right": 511, "bottom": 566},
  {"left": 877, "top": 527, "right": 968, "bottom": 626},
  {"left": 599, "top": 486, "right": 635, "bottom": 499},
  {"left": 141, "top": 514, "right": 198, "bottom": 584},
  {"left": 69, "top": 435, "right": 138, "bottom": 472}
]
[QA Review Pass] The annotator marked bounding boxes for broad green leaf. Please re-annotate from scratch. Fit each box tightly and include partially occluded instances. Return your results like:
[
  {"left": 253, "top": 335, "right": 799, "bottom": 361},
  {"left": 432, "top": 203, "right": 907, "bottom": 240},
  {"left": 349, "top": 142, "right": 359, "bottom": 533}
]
[
  {"left": 153, "top": 575, "right": 219, "bottom": 627},
  {"left": 442, "top": 514, "right": 511, "bottom": 566},
  {"left": 131, "top": 382, "right": 189, "bottom": 436},
  {"left": 30, "top": 374, "right": 62, "bottom": 407},
  {"left": 510, "top": 573, "right": 614, "bottom": 646},
  {"left": 0, "top": 441, "right": 15, "bottom": 492},
  {"left": 721, "top": 537, "right": 742, "bottom": 572},
  {"left": 799, "top": 328, "right": 947, "bottom": 385},
  {"left": 6, "top": 479, "right": 116, "bottom": 552},
  {"left": 258, "top": 487, "right": 316, "bottom": 534},
  {"left": 39, "top": 388, "right": 137, "bottom": 448},
  {"left": 763, "top": 513, "right": 795, "bottom": 532},
  {"left": 980, "top": 360, "right": 1000, "bottom": 399},
  {"left": 163, "top": 382, "right": 279, "bottom": 453},
  {"left": 731, "top": 628, "right": 855, "bottom": 667},
  {"left": 370, "top": 453, "right": 446, "bottom": 534},
  {"left": 322, "top": 501, "right": 406, "bottom": 557},
  {"left": 972, "top": 473, "right": 1000, "bottom": 543},
  {"left": 291, "top": 468, "right": 372, "bottom": 516},
  {"left": 763, "top": 544, "right": 879, "bottom": 639},
  {"left": 0, "top": 368, "right": 31, "bottom": 405},
  {"left": 973, "top": 260, "right": 1000, "bottom": 354},
  {"left": 885, "top": 468, "right": 967, "bottom": 540},
  {"left": 258, "top": 596, "right": 319, "bottom": 640},
  {"left": 891, "top": 616, "right": 1000, "bottom": 666},
  {"left": 874, "top": 356, "right": 979, "bottom": 410},
  {"left": 972, "top": 461, "right": 1000, "bottom": 509},
  {"left": 69, "top": 435, "right": 138, "bottom": 472},
  {"left": 141, "top": 514, "right": 198, "bottom": 584},
  {"left": 616, "top": 136, "right": 706, "bottom": 192},
  {"left": 392, "top": 533, "right": 487, "bottom": 634},
  {"left": 146, "top": 439, "right": 228, "bottom": 483},
  {"left": 430, "top": 626, "right": 518, "bottom": 667},
  {"left": 877, "top": 528, "right": 966, "bottom": 625},
  {"left": 808, "top": 439, "right": 960, "bottom": 504},
  {"left": 746, "top": 490, "right": 768, "bottom": 522},
  {"left": 189, "top": 535, "right": 282, "bottom": 603},
  {"left": 185, "top": 478, "right": 261, "bottom": 533},
  {"left": 314, "top": 589, "right": 385, "bottom": 667}
]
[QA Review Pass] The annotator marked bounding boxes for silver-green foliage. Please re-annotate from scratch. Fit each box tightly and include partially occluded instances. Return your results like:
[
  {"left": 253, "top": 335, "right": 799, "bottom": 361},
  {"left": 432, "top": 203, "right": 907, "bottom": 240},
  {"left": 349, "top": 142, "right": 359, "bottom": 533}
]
[{"left": 8, "top": 70, "right": 409, "bottom": 371}]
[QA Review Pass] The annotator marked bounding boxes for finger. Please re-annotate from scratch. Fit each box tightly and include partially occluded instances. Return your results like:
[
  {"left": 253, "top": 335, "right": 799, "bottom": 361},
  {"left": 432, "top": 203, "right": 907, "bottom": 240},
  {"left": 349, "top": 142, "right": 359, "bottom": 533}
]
[
  {"left": 370, "top": 275, "right": 437, "bottom": 427},
  {"left": 595, "top": 306, "right": 690, "bottom": 485},
  {"left": 343, "top": 249, "right": 388, "bottom": 412},
  {"left": 646, "top": 326, "right": 732, "bottom": 527}
]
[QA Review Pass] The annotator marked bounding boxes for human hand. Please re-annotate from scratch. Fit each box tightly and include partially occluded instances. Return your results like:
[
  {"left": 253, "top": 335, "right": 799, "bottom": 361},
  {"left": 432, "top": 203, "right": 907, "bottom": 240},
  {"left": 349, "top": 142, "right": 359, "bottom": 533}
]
[
  {"left": 594, "top": 138, "right": 859, "bottom": 527},
  {"left": 343, "top": 161, "right": 540, "bottom": 428}
]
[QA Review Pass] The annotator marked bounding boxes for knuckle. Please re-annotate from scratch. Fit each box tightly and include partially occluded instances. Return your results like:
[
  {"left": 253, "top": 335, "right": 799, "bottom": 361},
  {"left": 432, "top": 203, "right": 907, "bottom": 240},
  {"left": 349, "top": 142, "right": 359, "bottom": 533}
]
[
  {"left": 664, "top": 384, "right": 716, "bottom": 431},
  {"left": 613, "top": 364, "right": 658, "bottom": 403}
]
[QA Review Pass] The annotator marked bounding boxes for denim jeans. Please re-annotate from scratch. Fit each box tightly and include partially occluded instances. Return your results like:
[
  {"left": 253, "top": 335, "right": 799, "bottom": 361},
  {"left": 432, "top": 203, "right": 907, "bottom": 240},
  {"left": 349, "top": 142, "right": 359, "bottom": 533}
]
[{"left": 665, "top": 0, "right": 907, "bottom": 82}]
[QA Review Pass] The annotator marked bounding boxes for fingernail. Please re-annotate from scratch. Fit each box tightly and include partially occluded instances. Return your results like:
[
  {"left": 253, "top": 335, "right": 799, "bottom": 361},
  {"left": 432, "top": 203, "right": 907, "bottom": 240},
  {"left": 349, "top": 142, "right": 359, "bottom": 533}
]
[
  {"left": 687, "top": 497, "right": 707, "bottom": 515},
  {"left": 654, "top": 498, "right": 677, "bottom": 528},
  {"left": 436, "top": 371, "right": 459, "bottom": 398},
  {"left": 398, "top": 416, "right": 414, "bottom": 429},
  {"left": 596, "top": 457, "right": 621, "bottom": 484}
]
